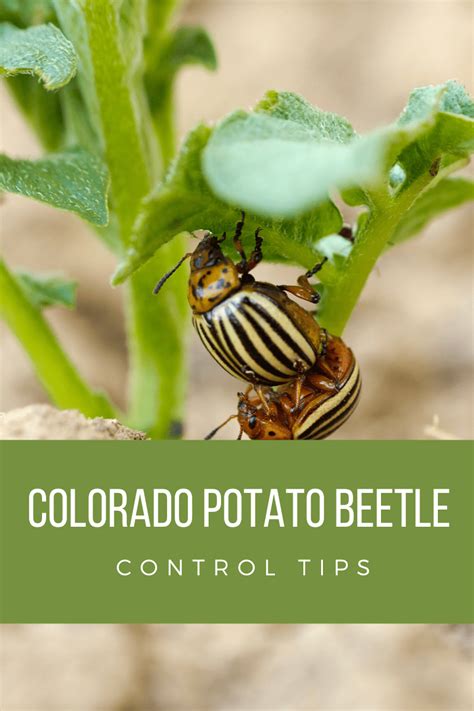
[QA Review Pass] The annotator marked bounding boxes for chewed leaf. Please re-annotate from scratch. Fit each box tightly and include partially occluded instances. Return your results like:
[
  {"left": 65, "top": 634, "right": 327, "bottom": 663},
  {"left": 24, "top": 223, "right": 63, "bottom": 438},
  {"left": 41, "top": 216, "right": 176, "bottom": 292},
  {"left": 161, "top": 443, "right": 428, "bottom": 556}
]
[
  {"left": 0, "top": 147, "right": 109, "bottom": 225},
  {"left": 0, "top": 22, "right": 76, "bottom": 89},
  {"left": 16, "top": 271, "right": 77, "bottom": 309},
  {"left": 392, "top": 177, "right": 474, "bottom": 244},
  {"left": 112, "top": 124, "right": 341, "bottom": 284},
  {"left": 202, "top": 109, "right": 386, "bottom": 218}
]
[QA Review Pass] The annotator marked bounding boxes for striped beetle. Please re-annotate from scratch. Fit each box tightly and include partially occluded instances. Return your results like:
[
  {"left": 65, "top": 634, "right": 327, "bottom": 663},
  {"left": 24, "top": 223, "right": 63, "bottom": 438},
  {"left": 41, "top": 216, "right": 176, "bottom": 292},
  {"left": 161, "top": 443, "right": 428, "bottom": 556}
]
[
  {"left": 206, "top": 335, "right": 361, "bottom": 440},
  {"left": 154, "top": 213, "right": 328, "bottom": 387}
]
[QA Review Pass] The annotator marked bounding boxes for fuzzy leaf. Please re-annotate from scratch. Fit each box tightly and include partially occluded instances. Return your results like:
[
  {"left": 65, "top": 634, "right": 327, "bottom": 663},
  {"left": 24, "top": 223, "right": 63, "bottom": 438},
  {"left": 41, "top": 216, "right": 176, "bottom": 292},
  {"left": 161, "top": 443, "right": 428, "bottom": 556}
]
[
  {"left": 391, "top": 177, "right": 474, "bottom": 244},
  {"left": 398, "top": 80, "right": 474, "bottom": 125},
  {"left": 0, "top": 146, "right": 109, "bottom": 224},
  {"left": 203, "top": 85, "right": 474, "bottom": 219},
  {"left": 0, "top": 22, "right": 76, "bottom": 89},
  {"left": 113, "top": 125, "right": 342, "bottom": 284},
  {"left": 202, "top": 100, "right": 386, "bottom": 218},
  {"left": 394, "top": 81, "right": 474, "bottom": 190},
  {"left": 16, "top": 270, "right": 77, "bottom": 308},
  {"left": 257, "top": 90, "right": 355, "bottom": 141}
]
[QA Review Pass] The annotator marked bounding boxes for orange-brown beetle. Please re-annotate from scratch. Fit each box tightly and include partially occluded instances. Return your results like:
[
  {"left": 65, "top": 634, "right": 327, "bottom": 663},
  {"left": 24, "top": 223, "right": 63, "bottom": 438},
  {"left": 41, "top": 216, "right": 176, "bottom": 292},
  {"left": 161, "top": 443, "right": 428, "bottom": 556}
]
[
  {"left": 206, "top": 335, "right": 361, "bottom": 440},
  {"left": 154, "top": 213, "right": 328, "bottom": 387}
]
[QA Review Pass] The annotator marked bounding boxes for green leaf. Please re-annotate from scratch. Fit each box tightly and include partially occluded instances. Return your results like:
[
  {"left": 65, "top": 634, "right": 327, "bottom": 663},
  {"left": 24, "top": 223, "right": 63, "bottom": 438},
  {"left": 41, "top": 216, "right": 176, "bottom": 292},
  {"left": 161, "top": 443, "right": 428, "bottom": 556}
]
[
  {"left": 394, "top": 81, "right": 474, "bottom": 190},
  {"left": 256, "top": 90, "right": 355, "bottom": 141},
  {"left": 0, "top": 5, "right": 67, "bottom": 152},
  {"left": 391, "top": 177, "right": 474, "bottom": 244},
  {"left": 398, "top": 80, "right": 474, "bottom": 124},
  {"left": 0, "top": 146, "right": 109, "bottom": 224},
  {"left": 0, "top": 258, "right": 115, "bottom": 418},
  {"left": 0, "top": 22, "right": 76, "bottom": 89},
  {"left": 202, "top": 93, "right": 387, "bottom": 218},
  {"left": 16, "top": 270, "right": 77, "bottom": 308},
  {"left": 159, "top": 25, "right": 216, "bottom": 76},
  {"left": 112, "top": 124, "right": 342, "bottom": 284}
]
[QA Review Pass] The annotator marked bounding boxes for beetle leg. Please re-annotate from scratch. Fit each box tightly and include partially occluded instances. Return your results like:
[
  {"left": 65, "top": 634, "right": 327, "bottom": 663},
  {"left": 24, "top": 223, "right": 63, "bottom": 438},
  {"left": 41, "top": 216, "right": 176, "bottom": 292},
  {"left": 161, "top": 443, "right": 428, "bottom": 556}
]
[
  {"left": 307, "top": 373, "right": 339, "bottom": 393},
  {"left": 291, "top": 360, "right": 309, "bottom": 410},
  {"left": 244, "top": 228, "right": 263, "bottom": 273},
  {"left": 255, "top": 385, "right": 272, "bottom": 414},
  {"left": 233, "top": 211, "right": 247, "bottom": 267},
  {"left": 278, "top": 284, "right": 320, "bottom": 304},
  {"left": 204, "top": 414, "right": 238, "bottom": 440},
  {"left": 278, "top": 257, "right": 328, "bottom": 304},
  {"left": 317, "top": 361, "right": 340, "bottom": 385}
]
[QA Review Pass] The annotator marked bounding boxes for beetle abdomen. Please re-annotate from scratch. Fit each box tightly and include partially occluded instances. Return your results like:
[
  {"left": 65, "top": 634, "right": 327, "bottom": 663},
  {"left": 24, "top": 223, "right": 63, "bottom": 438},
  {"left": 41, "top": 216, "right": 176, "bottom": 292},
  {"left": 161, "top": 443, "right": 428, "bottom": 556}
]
[
  {"left": 293, "top": 361, "right": 361, "bottom": 440},
  {"left": 193, "top": 289, "right": 318, "bottom": 386}
]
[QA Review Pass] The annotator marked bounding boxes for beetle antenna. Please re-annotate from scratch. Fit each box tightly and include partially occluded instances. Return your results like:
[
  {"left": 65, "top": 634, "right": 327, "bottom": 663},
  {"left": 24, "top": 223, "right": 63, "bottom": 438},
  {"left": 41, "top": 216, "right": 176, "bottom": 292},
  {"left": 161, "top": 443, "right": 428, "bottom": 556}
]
[
  {"left": 153, "top": 253, "right": 191, "bottom": 295},
  {"left": 204, "top": 414, "right": 238, "bottom": 440}
]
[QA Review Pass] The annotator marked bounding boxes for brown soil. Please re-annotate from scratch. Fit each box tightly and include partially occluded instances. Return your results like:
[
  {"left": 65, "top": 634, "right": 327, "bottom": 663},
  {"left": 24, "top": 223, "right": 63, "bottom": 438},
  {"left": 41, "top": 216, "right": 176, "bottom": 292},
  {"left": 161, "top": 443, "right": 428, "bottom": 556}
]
[{"left": 0, "top": 404, "right": 147, "bottom": 440}]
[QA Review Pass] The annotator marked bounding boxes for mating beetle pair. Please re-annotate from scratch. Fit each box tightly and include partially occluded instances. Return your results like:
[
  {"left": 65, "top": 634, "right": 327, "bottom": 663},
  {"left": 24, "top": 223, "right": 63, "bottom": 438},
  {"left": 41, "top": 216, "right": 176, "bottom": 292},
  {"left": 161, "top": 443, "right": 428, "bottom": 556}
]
[
  {"left": 154, "top": 213, "right": 361, "bottom": 439},
  {"left": 207, "top": 335, "right": 361, "bottom": 440}
]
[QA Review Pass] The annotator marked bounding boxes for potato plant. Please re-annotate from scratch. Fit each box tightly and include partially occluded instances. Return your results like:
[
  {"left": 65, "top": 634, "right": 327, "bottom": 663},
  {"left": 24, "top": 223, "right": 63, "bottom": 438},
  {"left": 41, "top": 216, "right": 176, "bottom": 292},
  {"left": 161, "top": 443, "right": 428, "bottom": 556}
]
[{"left": 0, "top": 0, "right": 473, "bottom": 439}]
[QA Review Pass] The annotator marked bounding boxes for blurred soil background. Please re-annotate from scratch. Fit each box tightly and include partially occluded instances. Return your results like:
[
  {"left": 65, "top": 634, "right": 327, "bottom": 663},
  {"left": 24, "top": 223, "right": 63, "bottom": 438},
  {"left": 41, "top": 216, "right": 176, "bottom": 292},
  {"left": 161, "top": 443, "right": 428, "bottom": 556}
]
[{"left": 1, "top": 1, "right": 473, "bottom": 709}]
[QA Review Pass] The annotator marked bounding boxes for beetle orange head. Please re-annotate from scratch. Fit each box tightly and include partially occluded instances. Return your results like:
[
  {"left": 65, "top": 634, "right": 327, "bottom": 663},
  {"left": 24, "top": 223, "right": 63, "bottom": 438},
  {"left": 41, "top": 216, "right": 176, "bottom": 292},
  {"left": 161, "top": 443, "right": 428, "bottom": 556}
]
[
  {"left": 237, "top": 393, "right": 292, "bottom": 440},
  {"left": 188, "top": 232, "right": 240, "bottom": 314}
]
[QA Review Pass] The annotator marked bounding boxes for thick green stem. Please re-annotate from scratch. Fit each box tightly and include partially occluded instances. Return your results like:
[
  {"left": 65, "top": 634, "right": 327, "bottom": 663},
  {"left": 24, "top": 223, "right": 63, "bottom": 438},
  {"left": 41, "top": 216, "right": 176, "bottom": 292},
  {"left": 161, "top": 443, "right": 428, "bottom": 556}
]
[
  {"left": 127, "top": 237, "right": 188, "bottom": 438},
  {"left": 128, "top": 81, "right": 187, "bottom": 437},
  {"left": 318, "top": 197, "right": 397, "bottom": 335},
  {"left": 79, "top": 0, "right": 153, "bottom": 242},
  {"left": 0, "top": 260, "right": 115, "bottom": 418},
  {"left": 319, "top": 178, "right": 435, "bottom": 335},
  {"left": 57, "top": 0, "right": 189, "bottom": 438}
]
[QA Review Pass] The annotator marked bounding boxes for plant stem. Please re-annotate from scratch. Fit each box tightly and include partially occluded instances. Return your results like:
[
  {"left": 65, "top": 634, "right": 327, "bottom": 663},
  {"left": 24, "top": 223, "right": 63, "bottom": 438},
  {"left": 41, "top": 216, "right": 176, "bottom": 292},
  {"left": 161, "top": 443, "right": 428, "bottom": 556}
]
[
  {"left": 0, "top": 260, "right": 115, "bottom": 418},
  {"left": 128, "top": 79, "right": 187, "bottom": 437},
  {"left": 127, "top": 238, "right": 188, "bottom": 438},
  {"left": 318, "top": 196, "right": 397, "bottom": 335},
  {"left": 79, "top": 0, "right": 153, "bottom": 243},
  {"left": 318, "top": 177, "right": 434, "bottom": 335},
  {"left": 60, "top": 0, "right": 189, "bottom": 438}
]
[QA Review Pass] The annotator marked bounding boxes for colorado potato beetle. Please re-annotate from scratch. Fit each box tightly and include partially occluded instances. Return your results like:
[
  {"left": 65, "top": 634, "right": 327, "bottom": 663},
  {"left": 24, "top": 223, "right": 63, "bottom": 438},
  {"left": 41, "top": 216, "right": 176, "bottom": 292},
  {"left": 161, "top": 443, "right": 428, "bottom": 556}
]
[
  {"left": 154, "top": 213, "right": 328, "bottom": 387},
  {"left": 206, "top": 335, "right": 361, "bottom": 440}
]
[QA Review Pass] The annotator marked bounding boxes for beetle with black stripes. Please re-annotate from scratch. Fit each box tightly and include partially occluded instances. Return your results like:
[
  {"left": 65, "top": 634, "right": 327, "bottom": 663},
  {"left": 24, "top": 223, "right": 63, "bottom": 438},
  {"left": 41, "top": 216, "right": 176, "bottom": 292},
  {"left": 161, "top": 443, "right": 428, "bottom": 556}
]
[{"left": 154, "top": 212, "right": 328, "bottom": 390}]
